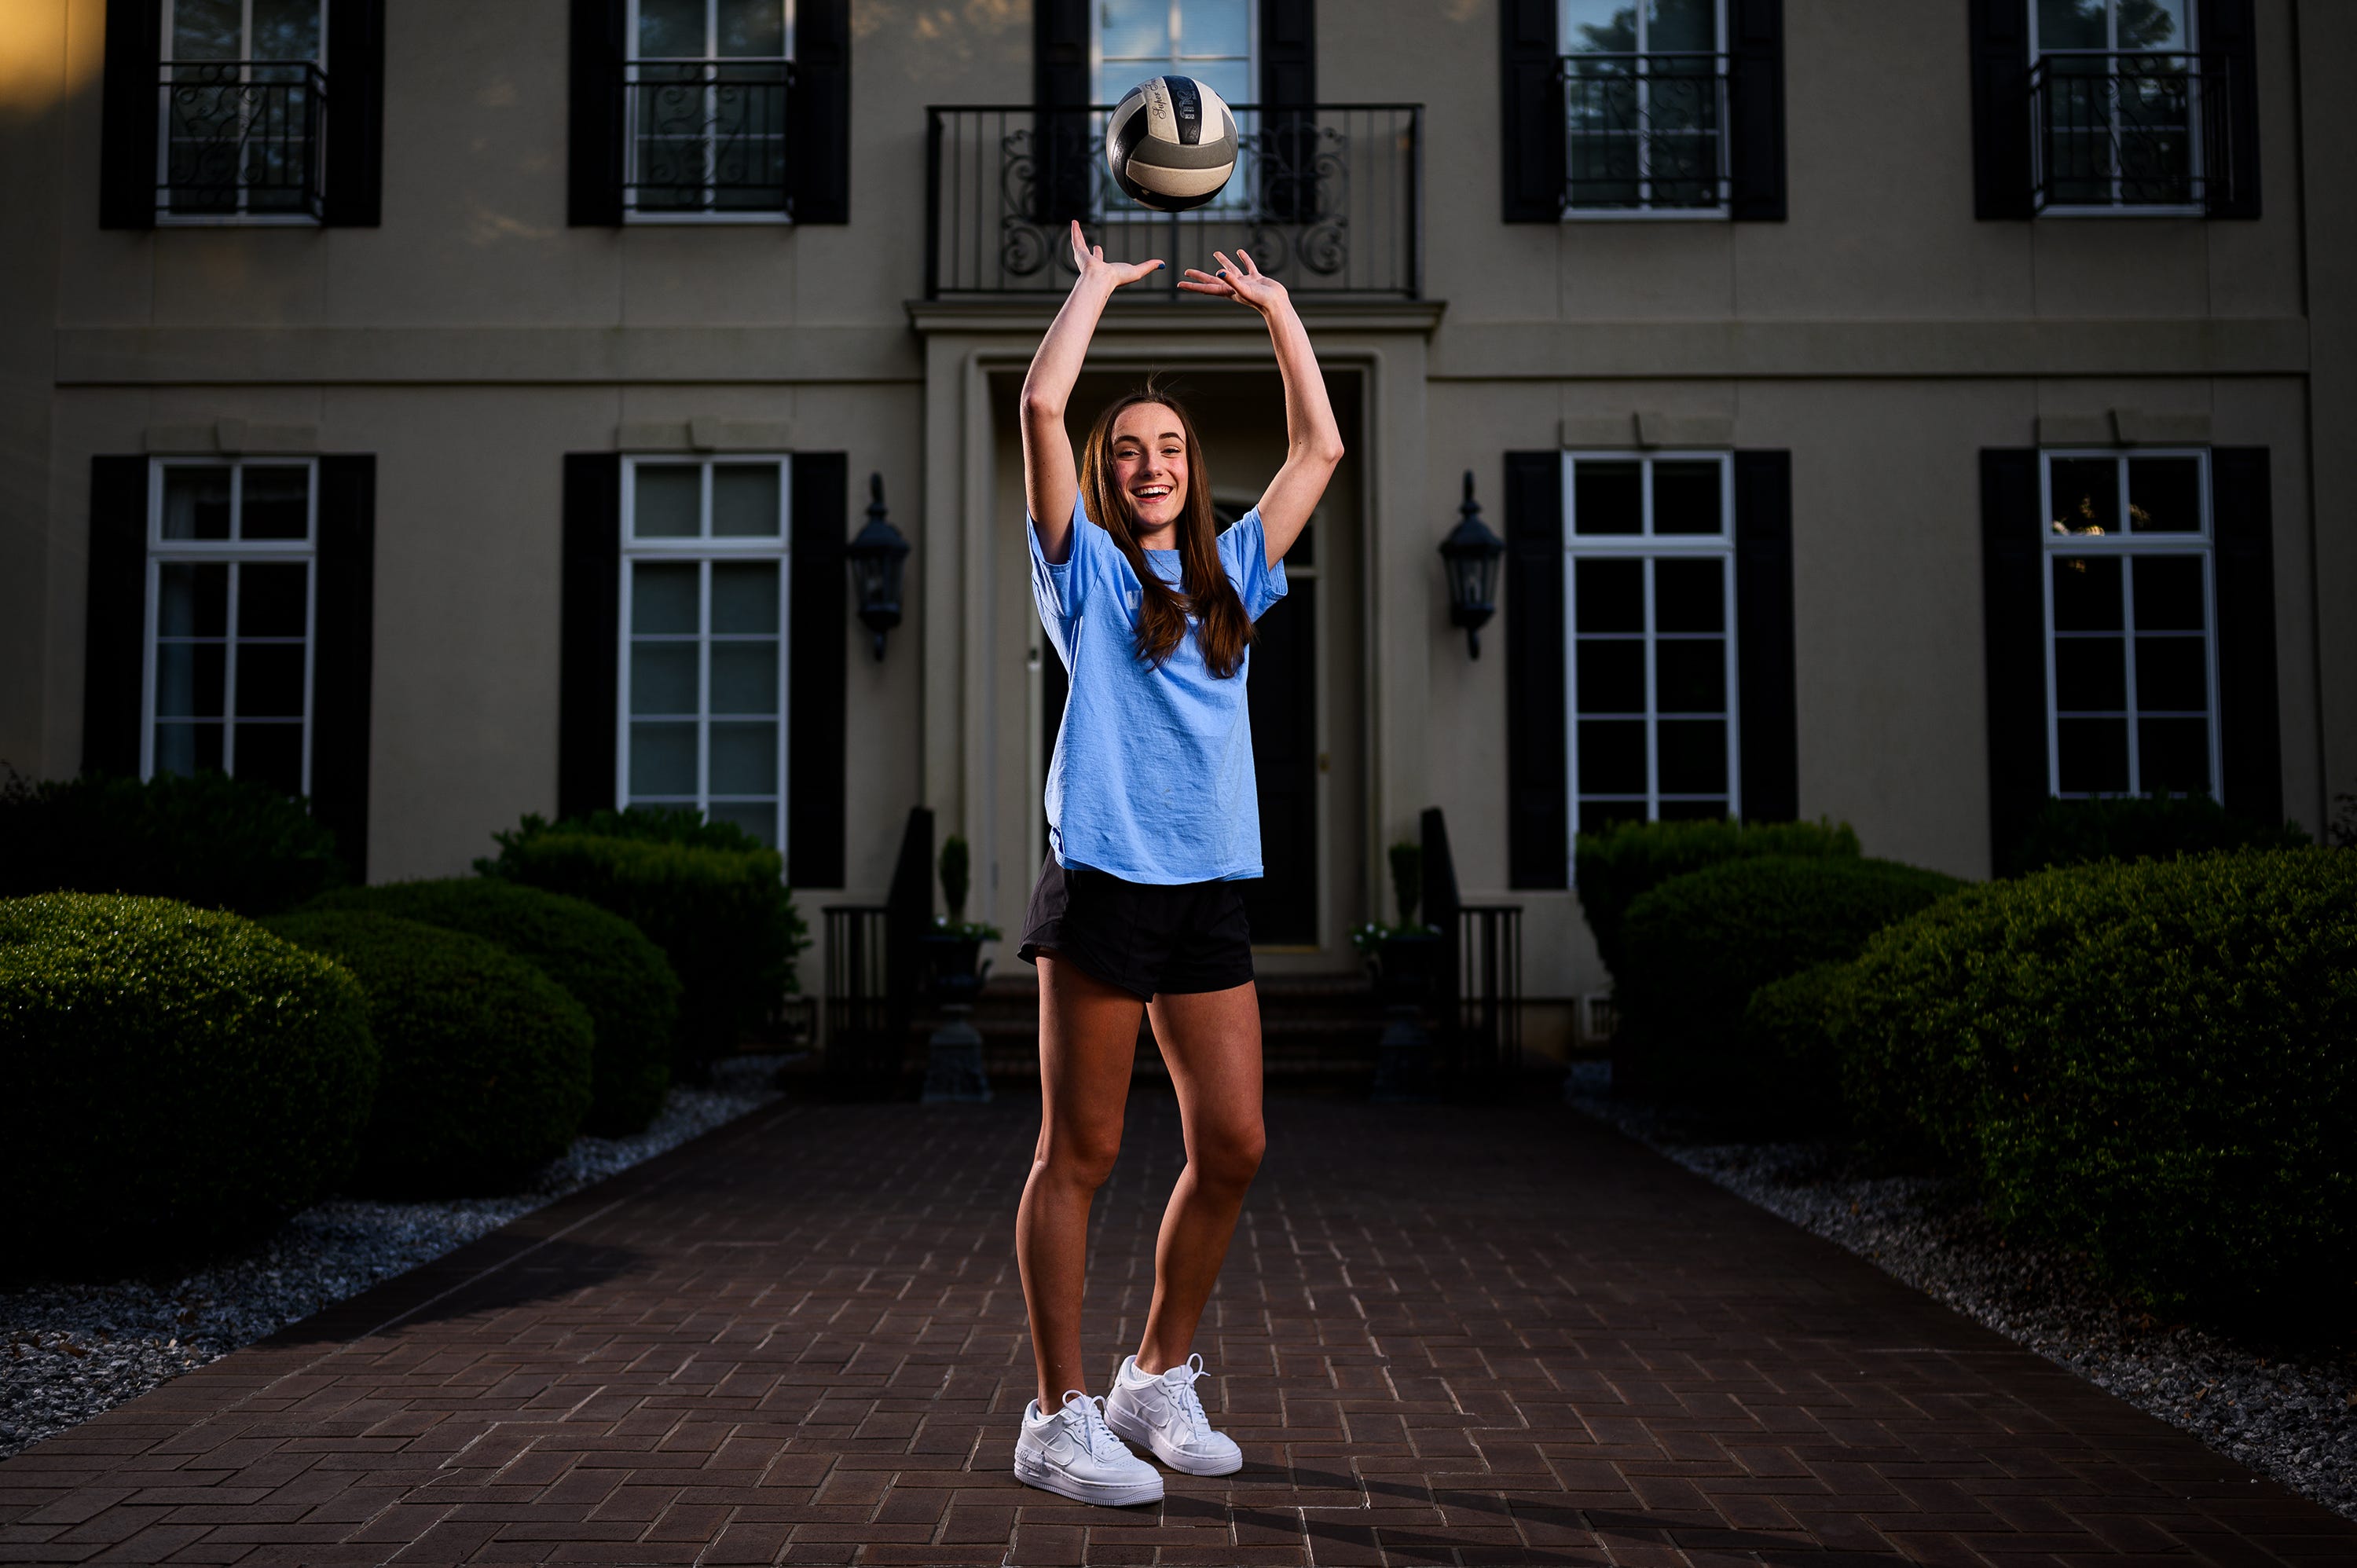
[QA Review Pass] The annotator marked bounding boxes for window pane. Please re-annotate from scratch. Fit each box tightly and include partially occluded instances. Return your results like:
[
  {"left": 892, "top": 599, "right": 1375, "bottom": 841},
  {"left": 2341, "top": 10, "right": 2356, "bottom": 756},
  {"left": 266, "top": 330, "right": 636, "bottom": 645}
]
[
  {"left": 156, "top": 643, "right": 226, "bottom": 718},
  {"left": 2139, "top": 718, "right": 2211, "bottom": 794},
  {"left": 1573, "top": 639, "right": 1643, "bottom": 715},
  {"left": 1573, "top": 461, "right": 1642, "bottom": 535},
  {"left": 712, "top": 464, "right": 781, "bottom": 537},
  {"left": 158, "top": 562, "right": 229, "bottom": 636},
  {"left": 1648, "top": 0, "right": 1717, "bottom": 53},
  {"left": 2037, "top": 0, "right": 2107, "bottom": 50},
  {"left": 233, "top": 722, "right": 304, "bottom": 796},
  {"left": 2056, "top": 716, "right": 2129, "bottom": 793},
  {"left": 155, "top": 721, "right": 224, "bottom": 776},
  {"left": 709, "top": 639, "right": 780, "bottom": 714},
  {"left": 241, "top": 465, "right": 310, "bottom": 539},
  {"left": 2135, "top": 636, "right": 2207, "bottom": 713},
  {"left": 710, "top": 721, "right": 779, "bottom": 794},
  {"left": 2051, "top": 556, "right": 2123, "bottom": 631},
  {"left": 718, "top": 0, "right": 786, "bottom": 56},
  {"left": 172, "top": 0, "right": 243, "bottom": 60},
  {"left": 2128, "top": 456, "right": 2202, "bottom": 533},
  {"left": 634, "top": 464, "right": 702, "bottom": 537},
  {"left": 163, "top": 467, "right": 233, "bottom": 540},
  {"left": 251, "top": 0, "right": 321, "bottom": 63},
  {"left": 1577, "top": 798, "right": 1648, "bottom": 837},
  {"left": 1578, "top": 719, "right": 1647, "bottom": 793},
  {"left": 1654, "top": 558, "right": 1724, "bottom": 633},
  {"left": 1651, "top": 460, "right": 1721, "bottom": 535},
  {"left": 1656, "top": 719, "right": 1726, "bottom": 794},
  {"left": 1563, "top": 0, "right": 1637, "bottom": 53},
  {"left": 238, "top": 562, "right": 308, "bottom": 637},
  {"left": 2053, "top": 636, "right": 2126, "bottom": 711},
  {"left": 2132, "top": 554, "right": 2205, "bottom": 631},
  {"left": 629, "top": 720, "right": 698, "bottom": 794},
  {"left": 2119, "top": 0, "right": 2187, "bottom": 49},
  {"left": 639, "top": 0, "right": 705, "bottom": 57},
  {"left": 2048, "top": 457, "right": 2119, "bottom": 536},
  {"left": 712, "top": 562, "right": 781, "bottom": 634},
  {"left": 1655, "top": 638, "right": 1725, "bottom": 713},
  {"left": 632, "top": 562, "right": 702, "bottom": 634},
  {"left": 1183, "top": 62, "right": 1249, "bottom": 115},
  {"left": 1658, "top": 798, "right": 1727, "bottom": 822},
  {"left": 630, "top": 642, "right": 699, "bottom": 715},
  {"left": 1100, "top": 0, "right": 1170, "bottom": 61},
  {"left": 1574, "top": 558, "right": 1643, "bottom": 633},
  {"left": 1181, "top": 0, "right": 1250, "bottom": 60},
  {"left": 708, "top": 800, "right": 778, "bottom": 848},
  {"left": 235, "top": 643, "right": 306, "bottom": 718}
]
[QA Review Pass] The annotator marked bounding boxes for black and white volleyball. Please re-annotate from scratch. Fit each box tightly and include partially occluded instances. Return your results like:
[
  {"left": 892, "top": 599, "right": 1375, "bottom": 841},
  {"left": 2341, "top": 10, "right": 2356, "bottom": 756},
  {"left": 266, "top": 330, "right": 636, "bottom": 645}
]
[{"left": 1105, "top": 75, "right": 1239, "bottom": 212}]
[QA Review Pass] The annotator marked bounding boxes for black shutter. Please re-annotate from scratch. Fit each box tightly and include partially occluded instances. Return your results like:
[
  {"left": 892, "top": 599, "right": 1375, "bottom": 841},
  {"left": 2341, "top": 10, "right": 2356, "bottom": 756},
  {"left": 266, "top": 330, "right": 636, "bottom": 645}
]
[
  {"left": 1969, "top": 0, "right": 2033, "bottom": 220},
  {"left": 81, "top": 457, "right": 150, "bottom": 776},
  {"left": 1733, "top": 451, "right": 1797, "bottom": 820},
  {"left": 321, "top": 0, "right": 385, "bottom": 225},
  {"left": 99, "top": 0, "right": 161, "bottom": 229},
  {"left": 790, "top": 0, "right": 851, "bottom": 223},
  {"left": 2211, "top": 448, "right": 2281, "bottom": 823},
  {"left": 568, "top": 0, "right": 626, "bottom": 226},
  {"left": 1727, "top": 0, "right": 1785, "bottom": 221},
  {"left": 1505, "top": 452, "right": 1568, "bottom": 889},
  {"left": 787, "top": 453, "right": 847, "bottom": 888},
  {"left": 1499, "top": 0, "right": 1564, "bottom": 222},
  {"left": 311, "top": 456, "right": 376, "bottom": 878},
  {"left": 1260, "top": 0, "right": 1316, "bottom": 222},
  {"left": 1979, "top": 449, "right": 2046, "bottom": 874},
  {"left": 1034, "top": 0, "right": 1091, "bottom": 225},
  {"left": 559, "top": 453, "right": 622, "bottom": 819},
  {"left": 2201, "top": 0, "right": 2261, "bottom": 218}
]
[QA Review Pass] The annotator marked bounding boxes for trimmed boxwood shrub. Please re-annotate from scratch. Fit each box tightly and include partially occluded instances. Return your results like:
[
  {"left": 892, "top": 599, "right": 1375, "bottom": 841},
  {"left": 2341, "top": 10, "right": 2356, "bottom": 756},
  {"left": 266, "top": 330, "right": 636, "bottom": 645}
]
[
  {"left": 485, "top": 805, "right": 768, "bottom": 855},
  {"left": 263, "top": 911, "right": 593, "bottom": 1196},
  {"left": 0, "top": 768, "right": 348, "bottom": 916},
  {"left": 480, "top": 827, "right": 807, "bottom": 1072},
  {"left": 305, "top": 879, "right": 680, "bottom": 1135},
  {"left": 1840, "top": 849, "right": 2357, "bottom": 1325},
  {"left": 1617, "top": 855, "right": 1963, "bottom": 1107},
  {"left": 2001, "top": 791, "right": 2309, "bottom": 878},
  {"left": 1573, "top": 818, "right": 1859, "bottom": 984},
  {"left": 1739, "top": 960, "right": 1858, "bottom": 1122},
  {"left": 0, "top": 893, "right": 377, "bottom": 1269}
]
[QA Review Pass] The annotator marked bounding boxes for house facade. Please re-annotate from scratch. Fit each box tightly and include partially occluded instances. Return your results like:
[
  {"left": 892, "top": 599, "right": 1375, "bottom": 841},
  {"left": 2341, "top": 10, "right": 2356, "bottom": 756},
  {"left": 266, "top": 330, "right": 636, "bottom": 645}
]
[{"left": 3, "top": 0, "right": 2350, "bottom": 1055}]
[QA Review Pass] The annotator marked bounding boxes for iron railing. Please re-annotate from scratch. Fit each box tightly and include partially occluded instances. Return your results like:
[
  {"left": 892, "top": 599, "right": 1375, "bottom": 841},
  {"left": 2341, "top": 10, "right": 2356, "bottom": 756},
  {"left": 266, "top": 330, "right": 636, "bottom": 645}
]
[
  {"left": 1560, "top": 52, "right": 1728, "bottom": 212},
  {"left": 622, "top": 59, "right": 794, "bottom": 215},
  {"left": 2030, "top": 50, "right": 2224, "bottom": 211},
  {"left": 821, "top": 903, "right": 897, "bottom": 1090},
  {"left": 1448, "top": 904, "right": 1523, "bottom": 1088},
  {"left": 157, "top": 60, "right": 326, "bottom": 219},
  {"left": 924, "top": 103, "right": 1422, "bottom": 299}
]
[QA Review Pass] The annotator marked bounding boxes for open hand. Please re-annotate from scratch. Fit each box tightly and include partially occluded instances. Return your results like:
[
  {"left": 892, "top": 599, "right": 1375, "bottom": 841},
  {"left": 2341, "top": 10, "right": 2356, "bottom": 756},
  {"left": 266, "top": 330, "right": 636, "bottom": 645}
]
[
  {"left": 1178, "top": 249, "right": 1289, "bottom": 315},
  {"left": 1069, "top": 220, "right": 1163, "bottom": 291}
]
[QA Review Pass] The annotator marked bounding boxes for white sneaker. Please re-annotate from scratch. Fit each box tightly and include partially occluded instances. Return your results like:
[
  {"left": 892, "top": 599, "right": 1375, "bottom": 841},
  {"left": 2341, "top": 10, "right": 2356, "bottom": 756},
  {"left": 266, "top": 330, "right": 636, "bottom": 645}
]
[
  {"left": 1013, "top": 1390, "right": 1164, "bottom": 1507},
  {"left": 1104, "top": 1353, "right": 1244, "bottom": 1476}
]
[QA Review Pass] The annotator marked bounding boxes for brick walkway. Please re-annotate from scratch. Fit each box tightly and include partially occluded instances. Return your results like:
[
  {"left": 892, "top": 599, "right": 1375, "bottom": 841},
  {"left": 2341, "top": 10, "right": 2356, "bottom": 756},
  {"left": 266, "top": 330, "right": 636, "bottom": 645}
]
[{"left": 4, "top": 1093, "right": 2352, "bottom": 1566}]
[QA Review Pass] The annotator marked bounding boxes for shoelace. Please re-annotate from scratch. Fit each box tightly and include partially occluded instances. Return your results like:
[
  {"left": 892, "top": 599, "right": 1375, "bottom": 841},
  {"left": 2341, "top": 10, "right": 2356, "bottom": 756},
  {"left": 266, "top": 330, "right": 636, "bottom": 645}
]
[
  {"left": 1157, "top": 1354, "right": 1212, "bottom": 1443},
  {"left": 1055, "top": 1390, "right": 1121, "bottom": 1460}
]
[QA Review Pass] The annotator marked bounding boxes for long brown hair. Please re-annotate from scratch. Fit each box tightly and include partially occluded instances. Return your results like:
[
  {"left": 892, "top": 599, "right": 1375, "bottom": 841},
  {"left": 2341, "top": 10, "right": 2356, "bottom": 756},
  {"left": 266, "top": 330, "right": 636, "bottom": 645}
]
[{"left": 1079, "top": 383, "right": 1254, "bottom": 679}]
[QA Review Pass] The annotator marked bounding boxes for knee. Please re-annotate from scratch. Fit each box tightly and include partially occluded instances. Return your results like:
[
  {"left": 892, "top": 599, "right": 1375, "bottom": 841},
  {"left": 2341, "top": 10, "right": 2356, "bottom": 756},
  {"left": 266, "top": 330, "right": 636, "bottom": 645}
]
[
  {"left": 1193, "top": 1119, "right": 1265, "bottom": 1195},
  {"left": 1037, "top": 1126, "right": 1124, "bottom": 1192}
]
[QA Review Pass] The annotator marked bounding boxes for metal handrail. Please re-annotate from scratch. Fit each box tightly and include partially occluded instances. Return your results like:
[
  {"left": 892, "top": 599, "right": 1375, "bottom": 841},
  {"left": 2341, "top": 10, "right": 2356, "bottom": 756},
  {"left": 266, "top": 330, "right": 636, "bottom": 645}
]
[
  {"left": 1557, "top": 49, "right": 1728, "bottom": 212},
  {"left": 2028, "top": 49, "right": 2223, "bottom": 211},
  {"left": 156, "top": 59, "right": 327, "bottom": 218},
  {"left": 621, "top": 57, "right": 796, "bottom": 215}
]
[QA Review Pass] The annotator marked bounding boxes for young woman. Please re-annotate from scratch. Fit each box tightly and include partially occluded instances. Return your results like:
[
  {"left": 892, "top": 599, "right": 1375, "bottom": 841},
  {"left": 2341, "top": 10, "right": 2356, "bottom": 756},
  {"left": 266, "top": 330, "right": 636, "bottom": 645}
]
[{"left": 1010, "top": 222, "right": 1343, "bottom": 1507}]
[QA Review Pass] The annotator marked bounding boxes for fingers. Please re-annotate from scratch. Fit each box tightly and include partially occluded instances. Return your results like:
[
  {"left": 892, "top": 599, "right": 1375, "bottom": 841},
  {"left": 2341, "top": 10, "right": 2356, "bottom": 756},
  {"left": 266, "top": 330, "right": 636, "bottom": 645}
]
[{"left": 1238, "top": 248, "right": 1263, "bottom": 277}]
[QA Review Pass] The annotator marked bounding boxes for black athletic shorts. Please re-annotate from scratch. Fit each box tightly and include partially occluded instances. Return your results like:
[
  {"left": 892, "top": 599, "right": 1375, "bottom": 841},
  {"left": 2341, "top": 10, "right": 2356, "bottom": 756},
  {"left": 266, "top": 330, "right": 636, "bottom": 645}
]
[{"left": 1017, "top": 855, "right": 1255, "bottom": 1001}]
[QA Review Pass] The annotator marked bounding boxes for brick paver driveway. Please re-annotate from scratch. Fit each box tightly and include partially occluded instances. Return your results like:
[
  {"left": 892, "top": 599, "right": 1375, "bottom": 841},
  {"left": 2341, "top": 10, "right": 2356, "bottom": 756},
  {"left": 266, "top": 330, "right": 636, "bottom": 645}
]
[{"left": 5, "top": 1093, "right": 2352, "bottom": 1566}]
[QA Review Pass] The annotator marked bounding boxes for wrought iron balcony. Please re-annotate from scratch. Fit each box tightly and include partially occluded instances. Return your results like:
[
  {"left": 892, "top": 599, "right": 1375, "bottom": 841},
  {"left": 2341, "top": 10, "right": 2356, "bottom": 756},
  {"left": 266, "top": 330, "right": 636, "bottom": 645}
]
[
  {"left": 1559, "top": 52, "right": 1728, "bottom": 213},
  {"left": 621, "top": 59, "right": 795, "bottom": 217},
  {"left": 923, "top": 103, "right": 1423, "bottom": 299},
  {"left": 158, "top": 60, "right": 326, "bottom": 219},
  {"left": 2029, "top": 50, "right": 2228, "bottom": 211}
]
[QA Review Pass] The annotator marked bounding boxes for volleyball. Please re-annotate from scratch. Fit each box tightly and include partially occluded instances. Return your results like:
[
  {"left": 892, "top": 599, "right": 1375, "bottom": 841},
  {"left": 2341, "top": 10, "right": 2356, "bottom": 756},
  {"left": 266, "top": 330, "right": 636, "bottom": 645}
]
[{"left": 1105, "top": 75, "right": 1239, "bottom": 212}]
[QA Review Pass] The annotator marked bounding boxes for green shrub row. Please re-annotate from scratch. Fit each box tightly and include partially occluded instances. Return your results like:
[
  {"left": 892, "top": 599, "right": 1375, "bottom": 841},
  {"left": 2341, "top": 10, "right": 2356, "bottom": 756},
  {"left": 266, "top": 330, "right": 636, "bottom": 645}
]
[
  {"left": 1573, "top": 817, "right": 1858, "bottom": 984},
  {"left": 2002, "top": 791, "right": 2309, "bottom": 878}
]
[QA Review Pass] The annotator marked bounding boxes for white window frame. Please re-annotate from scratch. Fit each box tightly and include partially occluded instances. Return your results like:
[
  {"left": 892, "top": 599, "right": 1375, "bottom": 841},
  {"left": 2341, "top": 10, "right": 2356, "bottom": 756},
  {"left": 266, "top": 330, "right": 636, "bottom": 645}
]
[
  {"left": 1091, "top": 0, "right": 1259, "bottom": 217},
  {"left": 140, "top": 456, "right": 320, "bottom": 792},
  {"left": 1560, "top": 451, "right": 1742, "bottom": 848},
  {"left": 616, "top": 454, "right": 794, "bottom": 852},
  {"left": 156, "top": 0, "right": 330, "bottom": 226},
  {"left": 2039, "top": 447, "right": 2221, "bottom": 800},
  {"left": 622, "top": 0, "right": 797, "bottom": 224},
  {"left": 2028, "top": 0, "right": 2206, "bottom": 217},
  {"left": 1558, "top": 0, "right": 1731, "bottom": 221}
]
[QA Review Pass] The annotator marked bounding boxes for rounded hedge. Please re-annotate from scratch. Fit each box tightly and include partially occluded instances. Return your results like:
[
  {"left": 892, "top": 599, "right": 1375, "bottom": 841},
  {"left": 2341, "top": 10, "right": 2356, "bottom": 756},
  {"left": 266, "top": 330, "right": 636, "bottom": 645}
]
[
  {"left": 1738, "top": 960, "right": 1858, "bottom": 1125},
  {"left": 1573, "top": 817, "right": 1860, "bottom": 984},
  {"left": 1617, "top": 854, "right": 1963, "bottom": 1107},
  {"left": 305, "top": 879, "right": 679, "bottom": 1135},
  {"left": 262, "top": 910, "right": 594, "bottom": 1196},
  {"left": 1840, "top": 849, "right": 2357, "bottom": 1324},
  {"left": 2002, "top": 791, "right": 2309, "bottom": 878},
  {"left": 0, "top": 893, "right": 378, "bottom": 1269}
]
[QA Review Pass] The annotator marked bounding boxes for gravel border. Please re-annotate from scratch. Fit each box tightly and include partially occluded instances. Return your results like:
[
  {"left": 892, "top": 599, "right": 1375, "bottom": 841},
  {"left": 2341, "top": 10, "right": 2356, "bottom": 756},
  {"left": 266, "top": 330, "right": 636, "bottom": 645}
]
[
  {"left": 0, "top": 1054, "right": 787, "bottom": 1460},
  {"left": 1565, "top": 1061, "right": 2357, "bottom": 1522}
]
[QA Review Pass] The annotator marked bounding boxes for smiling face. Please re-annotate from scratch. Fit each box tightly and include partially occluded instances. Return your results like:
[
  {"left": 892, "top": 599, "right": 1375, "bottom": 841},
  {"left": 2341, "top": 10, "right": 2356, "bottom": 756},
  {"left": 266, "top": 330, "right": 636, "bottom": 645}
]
[{"left": 1106, "top": 401, "right": 1189, "bottom": 544}]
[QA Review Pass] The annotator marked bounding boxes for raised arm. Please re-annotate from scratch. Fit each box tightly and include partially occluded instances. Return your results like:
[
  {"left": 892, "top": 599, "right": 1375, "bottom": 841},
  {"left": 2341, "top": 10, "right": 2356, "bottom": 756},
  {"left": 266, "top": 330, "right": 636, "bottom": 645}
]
[
  {"left": 1022, "top": 222, "right": 1163, "bottom": 563},
  {"left": 1178, "top": 249, "right": 1343, "bottom": 565}
]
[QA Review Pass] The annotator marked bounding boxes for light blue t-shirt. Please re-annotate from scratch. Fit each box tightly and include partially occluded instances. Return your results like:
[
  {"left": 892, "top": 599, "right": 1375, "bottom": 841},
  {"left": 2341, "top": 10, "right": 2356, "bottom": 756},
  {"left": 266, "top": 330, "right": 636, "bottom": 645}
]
[{"left": 1029, "top": 493, "right": 1288, "bottom": 884}]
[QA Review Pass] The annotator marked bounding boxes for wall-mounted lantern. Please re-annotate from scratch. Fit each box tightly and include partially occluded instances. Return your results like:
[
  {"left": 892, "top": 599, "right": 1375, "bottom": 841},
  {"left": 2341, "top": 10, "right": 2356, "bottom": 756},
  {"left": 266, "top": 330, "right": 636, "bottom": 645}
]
[
  {"left": 846, "top": 472, "right": 911, "bottom": 661},
  {"left": 1437, "top": 469, "right": 1505, "bottom": 659}
]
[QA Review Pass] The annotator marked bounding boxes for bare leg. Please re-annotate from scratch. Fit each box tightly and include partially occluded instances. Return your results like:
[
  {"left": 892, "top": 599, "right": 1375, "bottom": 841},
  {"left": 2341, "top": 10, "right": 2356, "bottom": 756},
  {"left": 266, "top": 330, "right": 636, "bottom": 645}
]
[
  {"left": 1134, "top": 981, "right": 1265, "bottom": 1375},
  {"left": 1017, "top": 955, "right": 1145, "bottom": 1415}
]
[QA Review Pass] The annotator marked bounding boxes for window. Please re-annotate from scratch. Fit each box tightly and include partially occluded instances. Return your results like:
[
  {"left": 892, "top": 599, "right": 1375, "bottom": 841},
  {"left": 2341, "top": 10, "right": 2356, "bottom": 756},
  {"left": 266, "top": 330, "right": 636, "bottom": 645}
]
[
  {"left": 143, "top": 459, "right": 317, "bottom": 795},
  {"left": 618, "top": 456, "right": 792, "bottom": 848},
  {"left": 2042, "top": 449, "right": 2220, "bottom": 798},
  {"left": 1560, "top": 0, "right": 1728, "bottom": 214},
  {"left": 159, "top": 0, "right": 327, "bottom": 220},
  {"left": 2029, "top": 0, "right": 2204, "bottom": 211},
  {"left": 625, "top": 0, "right": 794, "bottom": 218},
  {"left": 1562, "top": 452, "right": 1739, "bottom": 835}
]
